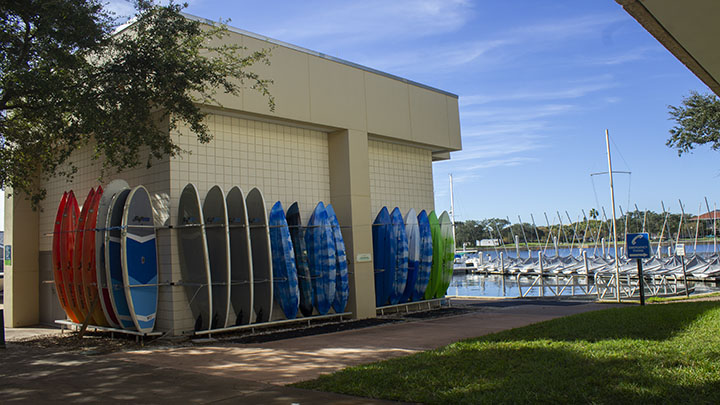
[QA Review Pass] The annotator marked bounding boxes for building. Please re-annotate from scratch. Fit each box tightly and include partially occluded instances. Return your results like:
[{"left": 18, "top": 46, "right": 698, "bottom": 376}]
[
  {"left": 3, "top": 14, "right": 462, "bottom": 333},
  {"left": 617, "top": 0, "right": 720, "bottom": 97},
  {"left": 690, "top": 210, "right": 720, "bottom": 222}
]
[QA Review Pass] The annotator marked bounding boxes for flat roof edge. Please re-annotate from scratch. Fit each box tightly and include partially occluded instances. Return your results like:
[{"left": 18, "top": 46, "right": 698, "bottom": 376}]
[
  {"left": 181, "top": 12, "right": 459, "bottom": 99},
  {"left": 616, "top": 0, "right": 720, "bottom": 97}
]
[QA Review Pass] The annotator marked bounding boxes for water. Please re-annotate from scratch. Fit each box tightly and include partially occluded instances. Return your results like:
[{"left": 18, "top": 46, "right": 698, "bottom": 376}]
[
  {"left": 465, "top": 243, "right": 720, "bottom": 262},
  {"left": 448, "top": 273, "right": 595, "bottom": 298},
  {"left": 448, "top": 271, "right": 720, "bottom": 298}
]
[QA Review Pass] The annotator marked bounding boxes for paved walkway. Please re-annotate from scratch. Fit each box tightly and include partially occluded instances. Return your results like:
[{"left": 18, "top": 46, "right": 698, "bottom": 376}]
[{"left": 2, "top": 299, "right": 621, "bottom": 404}]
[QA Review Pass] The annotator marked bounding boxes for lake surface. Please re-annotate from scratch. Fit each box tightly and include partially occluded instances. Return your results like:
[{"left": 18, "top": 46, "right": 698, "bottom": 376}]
[
  {"left": 465, "top": 243, "right": 720, "bottom": 262},
  {"left": 448, "top": 272, "right": 720, "bottom": 298}
]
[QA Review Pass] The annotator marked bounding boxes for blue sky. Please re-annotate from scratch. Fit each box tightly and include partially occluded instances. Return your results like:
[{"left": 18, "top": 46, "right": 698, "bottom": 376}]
[
  {"left": 111, "top": 0, "right": 720, "bottom": 222},
  {"left": 4, "top": 0, "right": 714, "bottom": 230}
]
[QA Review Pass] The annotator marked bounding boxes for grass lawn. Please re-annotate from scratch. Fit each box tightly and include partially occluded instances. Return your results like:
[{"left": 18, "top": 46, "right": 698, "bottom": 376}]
[
  {"left": 294, "top": 302, "right": 720, "bottom": 404},
  {"left": 647, "top": 292, "right": 720, "bottom": 303}
]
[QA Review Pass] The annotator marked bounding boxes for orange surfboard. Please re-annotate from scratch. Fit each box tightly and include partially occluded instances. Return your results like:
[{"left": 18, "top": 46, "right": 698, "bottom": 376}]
[
  {"left": 52, "top": 192, "right": 80, "bottom": 323},
  {"left": 73, "top": 188, "right": 95, "bottom": 323},
  {"left": 61, "top": 191, "right": 82, "bottom": 322},
  {"left": 82, "top": 186, "right": 108, "bottom": 326}
]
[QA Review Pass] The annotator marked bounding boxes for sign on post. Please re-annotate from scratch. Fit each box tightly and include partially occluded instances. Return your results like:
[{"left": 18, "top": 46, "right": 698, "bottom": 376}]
[
  {"left": 626, "top": 233, "right": 651, "bottom": 259},
  {"left": 626, "top": 233, "right": 650, "bottom": 306},
  {"left": 676, "top": 243, "right": 686, "bottom": 257}
]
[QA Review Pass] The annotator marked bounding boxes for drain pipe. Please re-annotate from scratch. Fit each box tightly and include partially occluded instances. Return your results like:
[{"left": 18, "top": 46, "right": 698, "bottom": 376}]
[{"left": 1, "top": 309, "right": 5, "bottom": 349}]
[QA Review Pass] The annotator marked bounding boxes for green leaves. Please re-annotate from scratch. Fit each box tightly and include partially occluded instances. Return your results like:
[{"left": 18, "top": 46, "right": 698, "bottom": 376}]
[
  {"left": 0, "top": 0, "right": 273, "bottom": 205},
  {"left": 667, "top": 91, "right": 720, "bottom": 156}
]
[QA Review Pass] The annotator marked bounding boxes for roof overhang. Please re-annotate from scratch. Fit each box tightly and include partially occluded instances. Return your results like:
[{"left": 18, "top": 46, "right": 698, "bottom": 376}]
[{"left": 617, "top": 0, "right": 720, "bottom": 96}]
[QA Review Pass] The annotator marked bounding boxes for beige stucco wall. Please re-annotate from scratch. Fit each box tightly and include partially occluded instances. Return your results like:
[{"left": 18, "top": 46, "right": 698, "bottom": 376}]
[
  {"left": 368, "top": 139, "right": 435, "bottom": 219},
  {"left": 637, "top": 0, "right": 720, "bottom": 90},
  {"left": 3, "top": 189, "right": 39, "bottom": 326},
  {"left": 190, "top": 16, "right": 461, "bottom": 154},
  {"left": 618, "top": 0, "right": 720, "bottom": 96}
]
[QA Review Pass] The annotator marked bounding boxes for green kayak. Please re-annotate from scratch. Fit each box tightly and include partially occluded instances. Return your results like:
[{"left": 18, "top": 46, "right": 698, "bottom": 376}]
[
  {"left": 438, "top": 211, "right": 454, "bottom": 297},
  {"left": 424, "top": 211, "right": 443, "bottom": 299}
]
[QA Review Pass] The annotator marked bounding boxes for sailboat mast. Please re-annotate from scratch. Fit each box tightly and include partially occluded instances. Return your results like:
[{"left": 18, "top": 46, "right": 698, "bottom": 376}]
[
  {"left": 676, "top": 199, "right": 685, "bottom": 247},
  {"left": 694, "top": 203, "right": 701, "bottom": 252},
  {"left": 449, "top": 173, "right": 456, "bottom": 245},
  {"left": 605, "top": 129, "right": 621, "bottom": 302}
]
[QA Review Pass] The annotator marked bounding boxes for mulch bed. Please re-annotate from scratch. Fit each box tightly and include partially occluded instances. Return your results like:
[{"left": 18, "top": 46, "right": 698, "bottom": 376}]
[{"left": 9, "top": 303, "right": 479, "bottom": 354}]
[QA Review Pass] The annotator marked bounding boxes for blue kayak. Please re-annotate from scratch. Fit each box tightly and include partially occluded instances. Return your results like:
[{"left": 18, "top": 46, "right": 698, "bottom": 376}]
[
  {"left": 389, "top": 207, "right": 409, "bottom": 305},
  {"left": 373, "top": 207, "right": 391, "bottom": 306},
  {"left": 304, "top": 202, "right": 336, "bottom": 315},
  {"left": 325, "top": 204, "right": 348, "bottom": 313},
  {"left": 269, "top": 201, "right": 299, "bottom": 319}
]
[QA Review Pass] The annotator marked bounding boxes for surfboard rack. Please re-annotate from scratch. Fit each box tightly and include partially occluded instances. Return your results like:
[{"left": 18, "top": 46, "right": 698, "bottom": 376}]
[
  {"left": 376, "top": 297, "right": 449, "bottom": 316},
  {"left": 55, "top": 320, "right": 163, "bottom": 343},
  {"left": 188, "top": 311, "right": 353, "bottom": 337}
]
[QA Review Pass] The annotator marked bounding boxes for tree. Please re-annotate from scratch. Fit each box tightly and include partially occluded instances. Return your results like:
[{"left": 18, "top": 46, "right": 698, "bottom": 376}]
[
  {"left": 589, "top": 208, "right": 599, "bottom": 220},
  {"left": 1, "top": 0, "right": 274, "bottom": 205},
  {"left": 667, "top": 91, "right": 720, "bottom": 155}
]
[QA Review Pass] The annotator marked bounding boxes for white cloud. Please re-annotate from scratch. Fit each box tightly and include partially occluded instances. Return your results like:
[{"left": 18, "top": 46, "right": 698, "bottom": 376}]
[
  {"left": 349, "top": 13, "right": 634, "bottom": 77},
  {"left": 263, "top": 0, "right": 473, "bottom": 45},
  {"left": 460, "top": 79, "right": 615, "bottom": 106},
  {"left": 104, "top": 0, "right": 135, "bottom": 19},
  {"left": 510, "top": 14, "right": 626, "bottom": 40},
  {"left": 461, "top": 104, "right": 576, "bottom": 123},
  {"left": 577, "top": 47, "right": 659, "bottom": 66},
  {"left": 366, "top": 39, "right": 507, "bottom": 73},
  {"left": 464, "top": 156, "right": 538, "bottom": 170},
  {"left": 104, "top": 0, "right": 205, "bottom": 21},
  {"left": 451, "top": 136, "right": 545, "bottom": 162}
]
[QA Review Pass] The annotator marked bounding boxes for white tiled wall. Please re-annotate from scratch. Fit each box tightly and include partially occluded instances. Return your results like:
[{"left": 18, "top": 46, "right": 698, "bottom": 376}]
[
  {"left": 171, "top": 114, "right": 331, "bottom": 222},
  {"left": 369, "top": 139, "right": 434, "bottom": 219},
  {"left": 168, "top": 113, "right": 332, "bottom": 330}
]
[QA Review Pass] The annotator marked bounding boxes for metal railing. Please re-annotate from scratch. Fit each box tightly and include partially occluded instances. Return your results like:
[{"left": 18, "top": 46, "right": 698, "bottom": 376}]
[
  {"left": 516, "top": 274, "right": 597, "bottom": 298},
  {"left": 594, "top": 272, "right": 692, "bottom": 300}
]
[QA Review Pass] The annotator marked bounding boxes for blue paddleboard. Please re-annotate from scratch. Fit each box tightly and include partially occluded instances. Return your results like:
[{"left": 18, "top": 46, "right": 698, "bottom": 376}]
[
  {"left": 106, "top": 188, "right": 135, "bottom": 329},
  {"left": 389, "top": 207, "right": 409, "bottom": 305},
  {"left": 325, "top": 204, "right": 348, "bottom": 313},
  {"left": 373, "top": 207, "right": 391, "bottom": 307},
  {"left": 269, "top": 201, "right": 299, "bottom": 319},
  {"left": 414, "top": 210, "right": 433, "bottom": 301},
  {"left": 121, "top": 185, "right": 158, "bottom": 333},
  {"left": 304, "top": 202, "right": 336, "bottom": 315}
]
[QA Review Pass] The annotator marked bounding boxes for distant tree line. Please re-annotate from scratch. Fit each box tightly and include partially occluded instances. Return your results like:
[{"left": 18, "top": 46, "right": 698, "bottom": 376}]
[{"left": 454, "top": 210, "right": 717, "bottom": 248}]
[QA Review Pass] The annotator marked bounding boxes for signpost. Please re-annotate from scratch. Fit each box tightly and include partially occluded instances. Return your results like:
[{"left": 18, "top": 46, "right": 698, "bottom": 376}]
[
  {"left": 626, "top": 233, "right": 651, "bottom": 305},
  {"left": 676, "top": 243, "right": 690, "bottom": 298}
]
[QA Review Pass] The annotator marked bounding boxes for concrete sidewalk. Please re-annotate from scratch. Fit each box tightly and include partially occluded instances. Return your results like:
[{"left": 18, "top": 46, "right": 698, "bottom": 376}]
[{"left": 2, "top": 299, "right": 621, "bottom": 403}]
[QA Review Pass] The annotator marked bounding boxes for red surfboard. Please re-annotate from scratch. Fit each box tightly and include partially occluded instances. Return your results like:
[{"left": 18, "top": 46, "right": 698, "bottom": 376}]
[
  {"left": 61, "top": 191, "right": 82, "bottom": 322},
  {"left": 82, "top": 186, "right": 108, "bottom": 326},
  {"left": 52, "top": 192, "right": 80, "bottom": 323},
  {"left": 73, "top": 188, "right": 95, "bottom": 323}
]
